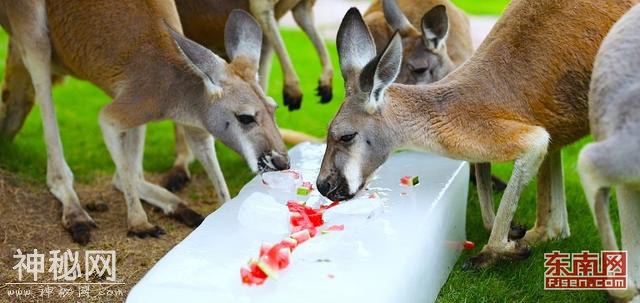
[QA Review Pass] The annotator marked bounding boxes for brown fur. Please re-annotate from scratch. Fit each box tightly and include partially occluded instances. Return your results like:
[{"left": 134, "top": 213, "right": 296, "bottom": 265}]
[
  {"left": 387, "top": 0, "right": 635, "bottom": 158},
  {"left": 175, "top": 0, "right": 250, "bottom": 58},
  {"left": 176, "top": 0, "right": 298, "bottom": 59},
  {"left": 320, "top": 0, "right": 637, "bottom": 269},
  {"left": 0, "top": 0, "right": 288, "bottom": 242},
  {"left": 364, "top": 0, "right": 473, "bottom": 66},
  {"left": 46, "top": 0, "right": 186, "bottom": 98}
]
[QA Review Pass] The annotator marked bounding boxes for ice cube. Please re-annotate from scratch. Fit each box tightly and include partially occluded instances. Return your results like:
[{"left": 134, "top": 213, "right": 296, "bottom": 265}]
[
  {"left": 323, "top": 196, "right": 384, "bottom": 225},
  {"left": 261, "top": 170, "right": 303, "bottom": 193},
  {"left": 128, "top": 142, "right": 470, "bottom": 303},
  {"left": 237, "top": 192, "right": 290, "bottom": 234}
]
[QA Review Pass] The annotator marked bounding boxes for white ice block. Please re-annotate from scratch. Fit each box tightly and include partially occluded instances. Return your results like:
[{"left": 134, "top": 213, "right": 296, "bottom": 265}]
[{"left": 127, "top": 143, "right": 469, "bottom": 303}]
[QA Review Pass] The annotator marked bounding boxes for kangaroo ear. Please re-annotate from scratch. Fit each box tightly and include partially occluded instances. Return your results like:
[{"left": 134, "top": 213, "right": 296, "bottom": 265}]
[
  {"left": 337, "top": 8, "right": 377, "bottom": 95},
  {"left": 382, "top": 0, "right": 419, "bottom": 36},
  {"left": 167, "top": 24, "right": 225, "bottom": 95},
  {"left": 421, "top": 5, "right": 449, "bottom": 50},
  {"left": 225, "top": 9, "right": 263, "bottom": 71},
  {"left": 358, "top": 32, "right": 402, "bottom": 113}
]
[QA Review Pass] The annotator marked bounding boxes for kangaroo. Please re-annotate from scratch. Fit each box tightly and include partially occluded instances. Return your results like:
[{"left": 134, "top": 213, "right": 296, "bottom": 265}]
[
  {"left": 366, "top": 0, "right": 510, "bottom": 232},
  {"left": 578, "top": 4, "right": 640, "bottom": 301},
  {"left": 0, "top": 0, "right": 288, "bottom": 244},
  {"left": 160, "top": 0, "right": 333, "bottom": 192},
  {"left": 364, "top": 0, "right": 473, "bottom": 85},
  {"left": 177, "top": 0, "right": 333, "bottom": 110},
  {"left": 317, "top": 0, "right": 636, "bottom": 268}
]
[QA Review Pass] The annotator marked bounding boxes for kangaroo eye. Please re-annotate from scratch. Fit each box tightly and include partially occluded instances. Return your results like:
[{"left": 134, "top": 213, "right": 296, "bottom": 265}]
[
  {"left": 340, "top": 133, "right": 357, "bottom": 142},
  {"left": 236, "top": 114, "right": 256, "bottom": 125}
]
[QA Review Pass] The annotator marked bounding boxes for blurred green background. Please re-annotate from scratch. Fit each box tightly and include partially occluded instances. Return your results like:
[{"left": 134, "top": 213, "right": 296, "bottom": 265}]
[{"left": 0, "top": 1, "right": 615, "bottom": 302}]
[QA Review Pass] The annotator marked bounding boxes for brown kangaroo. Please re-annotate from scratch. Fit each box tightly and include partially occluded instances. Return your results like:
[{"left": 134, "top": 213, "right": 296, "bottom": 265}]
[
  {"left": 0, "top": 0, "right": 288, "bottom": 244},
  {"left": 160, "top": 0, "right": 334, "bottom": 192},
  {"left": 364, "top": 0, "right": 473, "bottom": 85},
  {"left": 317, "top": 0, "right": 636, "bottom": 268},
  {"left": 365, "top": 0, "right": 512, "bottom": 233}
]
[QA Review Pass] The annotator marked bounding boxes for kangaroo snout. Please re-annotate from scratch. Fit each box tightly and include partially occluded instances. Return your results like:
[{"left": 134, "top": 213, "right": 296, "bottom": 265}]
[
  {"left": 258, "top": 151, "right": 290, "bottom": 172},
  {"left": 317, "top": 174, "right": 354, "bottom": 202}
]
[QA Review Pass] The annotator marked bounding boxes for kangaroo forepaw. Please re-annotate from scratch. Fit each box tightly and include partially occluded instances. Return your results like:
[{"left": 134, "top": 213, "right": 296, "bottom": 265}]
[
  {"left": 67, "top": 221, "right": 96, "bottom": 246},
  {"left": 316, "top": 81, "right": 332, "bottom": 103},
  {"left": 491, "top": 175, "right": 507, "bottom": 191},
  {"left": 462, "top": 241, "right": 531, "bottom": 271},
  {"left": 508, "top": 222, "right": 527, "bottom": 240},
  {"left": 283, "top": 90, "right": 302, "bottom": 111},
  {"left": 127, "top": 224, "right": 165, "bottom": 239},
  {"left": 170, "top": 203, "right": 205, "bottom": 228},
  {"left": 162, "top": 166, "right": 190, "bottom": 193},
  {"left": 85, "top": 200, "right": 109, "bottom": 212}
]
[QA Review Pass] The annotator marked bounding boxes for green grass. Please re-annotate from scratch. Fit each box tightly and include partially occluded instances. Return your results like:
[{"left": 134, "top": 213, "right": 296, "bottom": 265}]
[
  {"left": 451, "top": 0, "right": 511, "bottom": 15},
  {"left": 0, "top": 29, "right": 344, "bottom": 195},
  {"left": 0, "top": 4, "right": 617, "bottom": 301}
]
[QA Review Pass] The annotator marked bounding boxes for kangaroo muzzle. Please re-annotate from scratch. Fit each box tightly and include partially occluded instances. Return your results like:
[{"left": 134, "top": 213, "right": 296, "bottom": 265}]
[{"left": 257, "top": 151, "right": 290, "bottom": 172}]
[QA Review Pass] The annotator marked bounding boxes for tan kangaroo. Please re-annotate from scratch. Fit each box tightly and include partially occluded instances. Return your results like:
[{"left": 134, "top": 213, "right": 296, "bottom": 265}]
[
  {"left": 177, "top": 0, "right": 333, "bottom": 109},
  {"left": 578, "top": 4, "right": 640, "bottom": 301},
  {"left": 160, "top": 0, "right": 333, "bottom": 192},
  {"left": 366, "top": 0, "right": 512, "bottom": 233},
  {"left": 0, "top": 1, "right": 288, "bottom": 244},
  {"left": 317, "top": 0, "right": 636, "bottom": 269},
  {"left": 364, "top": 0, "right": 473, "bottom": 85}
]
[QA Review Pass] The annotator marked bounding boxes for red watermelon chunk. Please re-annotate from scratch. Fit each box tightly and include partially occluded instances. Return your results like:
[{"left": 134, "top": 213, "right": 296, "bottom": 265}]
[
  {"left": 463, "top": 240, "right": 475, "bottom": 250},
  {"left": 280, "top": 238, "right": 298, "bottom": 250},
  {"left": 320, "top": 201, "right": 340, "bottom": 211},
  {"left": 242, "top": 186, "right": 342, "bottom": 286},
  {"left": 257, "top": 258, "right": 278, "bottom": 279},
  {"left": 302, "top": 181, "right": 314, "bottom": 190},
  {"left": 326, "top": 224, "right": 344, "bottom": 232},
  {"left": 259, "top": 243, "right": 273, "bottom": 257},
  {"left": 308, "top": 212, "right": 324, "bottom": 226},
  {"left": 249, "top": 260, "right": 268, "bottom": 279},
  {"left": 291, "top": 229, "right": 311, "bottom": 244},
  {"left": 241, "top": 267, "right": 266, "bottom": 285}
]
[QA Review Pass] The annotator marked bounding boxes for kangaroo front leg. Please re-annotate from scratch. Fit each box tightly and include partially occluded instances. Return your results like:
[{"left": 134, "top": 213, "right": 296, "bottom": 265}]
[
  {"left": 475, "top": 162, "right": 527, "bottom": 240},
  {"left": 258, "top": 37, "right": 274, "bottom": 91},
  {"left": 524, "top": 150, "right": 570, "bottom": 244},
  {"left": 464, "top": 128, "right": 549, "bottom": 269},
  {"left": 181, "top": 124, "right": 231, "bottom": 203},
  {"left": 163, "top": 123, "right": 194, "bottom": 192},
  {"left": 475, "top": 162, "right": 495, "bottom": 231},
  {"left": 110, "top": 124, "right": 204, "bottom": 228},
  {"left": 250, "top": 0, "right": 303, "bottom": 110},
  {"left": 99, "top": 113, "right": 163, "bottom": 238},
  {"left": 4, "top": 2, "right": 96, "bottom": 244},
  {"left": 113, "top": 177, "right": 205, "bottom": 228},
  {"left": 0, "top": 39, "right": 36, "bottom": 139},
  {"left": 292, "top": 0, "right": 333, "bottom": 103}
]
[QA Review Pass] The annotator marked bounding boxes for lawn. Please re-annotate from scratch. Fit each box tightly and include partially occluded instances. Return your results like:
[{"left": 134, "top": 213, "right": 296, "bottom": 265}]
[
  {"left": 0, "top": 1, "right": 618, "bottom": 302},
  {"left": 452, "top": 0, "right": 511, "bottom": 15}
]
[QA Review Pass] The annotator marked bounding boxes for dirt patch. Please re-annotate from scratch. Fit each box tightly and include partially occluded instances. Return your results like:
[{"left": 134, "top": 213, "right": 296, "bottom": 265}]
[{"left": 0, "top": 170, "right": 221, "bottom": 303}]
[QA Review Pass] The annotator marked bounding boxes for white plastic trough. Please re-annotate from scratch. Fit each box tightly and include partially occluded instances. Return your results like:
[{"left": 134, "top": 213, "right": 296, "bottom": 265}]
[{"left": 127, "top": 143, "right": 469, "bottom": 303}]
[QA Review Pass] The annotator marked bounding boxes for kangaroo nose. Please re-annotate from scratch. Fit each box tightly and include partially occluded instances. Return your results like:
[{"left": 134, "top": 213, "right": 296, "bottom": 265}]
[
  {"left": 272, "top": 153, "right": 290, "bottom": 171},
  {"left": 317, "top": 179, "right": 331, "bottom": 196}
]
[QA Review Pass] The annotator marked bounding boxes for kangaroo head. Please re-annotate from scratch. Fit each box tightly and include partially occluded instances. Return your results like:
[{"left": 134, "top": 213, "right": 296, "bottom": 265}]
[
  {"left": 317, "top": 8, "right": 404, "bottom": 201},
  {"left": 169, "top": 10, "right": 289, "bottom": 173},
  {"left": 382, "top": 0, "right": 454, "bottom": 84}
]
